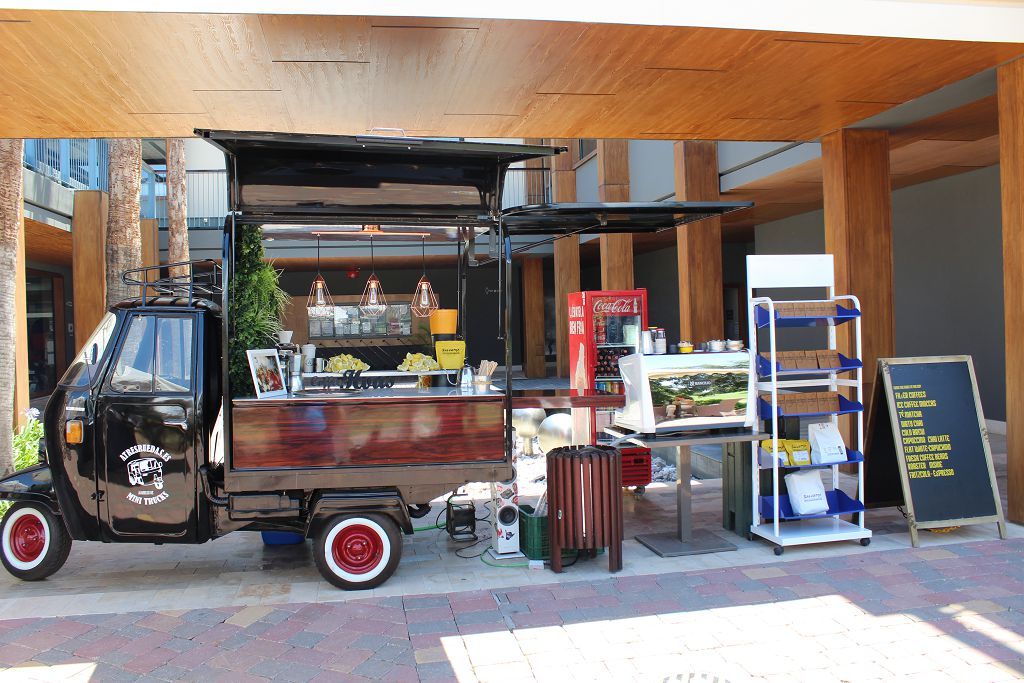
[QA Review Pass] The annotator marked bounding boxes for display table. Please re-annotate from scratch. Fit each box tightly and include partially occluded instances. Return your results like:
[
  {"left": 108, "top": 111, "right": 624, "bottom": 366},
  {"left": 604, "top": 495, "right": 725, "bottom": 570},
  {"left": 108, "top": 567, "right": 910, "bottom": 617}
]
[{"left": 605, "top": 427, "right": 761, "bottom": 557}]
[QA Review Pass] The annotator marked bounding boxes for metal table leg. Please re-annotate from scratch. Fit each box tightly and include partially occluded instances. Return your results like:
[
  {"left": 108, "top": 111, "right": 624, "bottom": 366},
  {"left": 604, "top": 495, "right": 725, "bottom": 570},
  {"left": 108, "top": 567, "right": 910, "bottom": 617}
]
[{"left": 635, "top": 445, "right": 738, "bottom": 557}]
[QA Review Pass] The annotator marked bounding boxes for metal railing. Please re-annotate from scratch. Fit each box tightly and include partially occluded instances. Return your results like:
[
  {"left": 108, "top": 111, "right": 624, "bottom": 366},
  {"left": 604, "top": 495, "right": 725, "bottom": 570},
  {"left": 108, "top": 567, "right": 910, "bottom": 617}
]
[
  {"left": 23, "top": 139, "right": 109, "bottom": 191},
  {"left": 146, "top": 169, "right": 230, "bottom": 229},
  {"left": 501, "top": 167, "right": 551, "bottom": 209}
]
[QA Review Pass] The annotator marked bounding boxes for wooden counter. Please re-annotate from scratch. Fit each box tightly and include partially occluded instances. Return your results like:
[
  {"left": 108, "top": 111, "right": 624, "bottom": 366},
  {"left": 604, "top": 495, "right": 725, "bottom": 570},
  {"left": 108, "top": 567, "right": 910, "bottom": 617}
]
[{"left": 232, "top": 388, "right": 505, "bottom": 469}]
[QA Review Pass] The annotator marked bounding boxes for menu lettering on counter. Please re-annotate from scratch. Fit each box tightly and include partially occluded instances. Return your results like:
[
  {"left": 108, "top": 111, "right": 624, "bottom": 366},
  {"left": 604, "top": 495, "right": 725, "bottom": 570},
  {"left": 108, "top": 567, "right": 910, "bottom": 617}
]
[{"left": 865, "top": 356, "right": 1006, "bottom": 547}]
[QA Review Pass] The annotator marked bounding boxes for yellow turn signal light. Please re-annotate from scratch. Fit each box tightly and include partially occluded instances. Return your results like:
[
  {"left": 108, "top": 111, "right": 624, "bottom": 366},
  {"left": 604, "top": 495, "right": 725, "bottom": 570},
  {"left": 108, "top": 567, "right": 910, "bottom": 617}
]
[{"left": 65, "top": 419, "right": 84, "bottom": 445}]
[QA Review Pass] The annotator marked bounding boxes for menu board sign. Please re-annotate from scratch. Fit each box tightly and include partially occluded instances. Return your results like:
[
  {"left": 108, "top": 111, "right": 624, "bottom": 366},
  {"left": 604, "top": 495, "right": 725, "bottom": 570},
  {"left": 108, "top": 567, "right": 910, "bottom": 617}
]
[{"left": 867, "top": 356, "right": 1006, "bottom": 547}]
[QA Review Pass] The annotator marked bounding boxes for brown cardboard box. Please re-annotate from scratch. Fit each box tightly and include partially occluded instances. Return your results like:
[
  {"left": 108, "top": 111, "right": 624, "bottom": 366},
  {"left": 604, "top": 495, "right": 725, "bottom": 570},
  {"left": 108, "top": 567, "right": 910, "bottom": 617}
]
[{"left": 816, "top": 350, "right": 841, "bottom": 369}]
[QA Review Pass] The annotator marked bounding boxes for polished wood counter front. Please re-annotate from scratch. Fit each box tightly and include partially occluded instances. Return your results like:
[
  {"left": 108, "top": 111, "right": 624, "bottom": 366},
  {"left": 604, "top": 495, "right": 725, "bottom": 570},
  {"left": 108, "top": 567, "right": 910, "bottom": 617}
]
[
  {"left": 232, "top": 390, "right": 505, "bottom": 469},
  {"left": 509, "top": 388, "right": 625, "bottom": 410}
]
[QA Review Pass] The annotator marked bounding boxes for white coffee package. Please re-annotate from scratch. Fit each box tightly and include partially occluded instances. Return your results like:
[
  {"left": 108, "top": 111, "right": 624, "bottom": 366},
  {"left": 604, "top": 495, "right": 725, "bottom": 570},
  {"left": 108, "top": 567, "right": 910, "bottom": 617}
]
[
  {"left": 784, "top": 470, "right": 829, "bottom": 515},
  {"left": 808, "top": 422, "right": 847, "bottom": 465}
]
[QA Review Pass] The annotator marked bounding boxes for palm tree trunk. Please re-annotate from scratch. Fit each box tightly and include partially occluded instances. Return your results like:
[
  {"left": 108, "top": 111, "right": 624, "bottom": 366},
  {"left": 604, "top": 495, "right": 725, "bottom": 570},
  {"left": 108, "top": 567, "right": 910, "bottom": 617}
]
[
  {"left": 0, "top": 140, "right": 23, "bottom": 476},
  {"left": 106, "top": 139, "right": 143, "bottom": 306},
  {"left": 165, "top": 138, "right": 189, "bottom": 278}
]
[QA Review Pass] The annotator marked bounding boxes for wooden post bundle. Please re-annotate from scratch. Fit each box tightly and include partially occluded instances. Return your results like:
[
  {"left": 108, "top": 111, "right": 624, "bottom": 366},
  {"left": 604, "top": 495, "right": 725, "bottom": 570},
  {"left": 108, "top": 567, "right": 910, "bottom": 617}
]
[{"left": 546, "top": 445, "right": 623, "bottom": 573}]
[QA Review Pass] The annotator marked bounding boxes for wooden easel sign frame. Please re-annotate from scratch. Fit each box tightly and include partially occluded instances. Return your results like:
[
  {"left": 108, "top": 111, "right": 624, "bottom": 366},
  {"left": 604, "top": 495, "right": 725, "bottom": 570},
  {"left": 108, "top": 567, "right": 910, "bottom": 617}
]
[{"left": 877, "top": 356, "right": 1006, "bottom": 547}]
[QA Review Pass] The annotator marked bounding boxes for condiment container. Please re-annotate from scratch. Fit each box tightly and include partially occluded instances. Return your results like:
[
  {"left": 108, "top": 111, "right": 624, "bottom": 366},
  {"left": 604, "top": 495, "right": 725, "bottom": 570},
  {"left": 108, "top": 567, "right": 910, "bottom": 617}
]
[{"left": 679, "top": 340, "right": 694, "bottom": 354}]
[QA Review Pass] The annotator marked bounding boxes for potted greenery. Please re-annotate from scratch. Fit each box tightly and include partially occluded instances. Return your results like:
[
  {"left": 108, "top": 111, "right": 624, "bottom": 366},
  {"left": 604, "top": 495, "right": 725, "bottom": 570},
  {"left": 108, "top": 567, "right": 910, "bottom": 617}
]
[{"left": 229, "top": 224, "right": 289, "bottom": 397}]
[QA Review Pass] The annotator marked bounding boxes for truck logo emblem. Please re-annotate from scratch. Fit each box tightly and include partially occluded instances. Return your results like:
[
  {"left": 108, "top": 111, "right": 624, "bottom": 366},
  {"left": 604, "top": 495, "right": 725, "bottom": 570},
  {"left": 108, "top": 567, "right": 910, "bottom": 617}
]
[{"left": 119, "top": 444, "right": 171, "bottom": 506}]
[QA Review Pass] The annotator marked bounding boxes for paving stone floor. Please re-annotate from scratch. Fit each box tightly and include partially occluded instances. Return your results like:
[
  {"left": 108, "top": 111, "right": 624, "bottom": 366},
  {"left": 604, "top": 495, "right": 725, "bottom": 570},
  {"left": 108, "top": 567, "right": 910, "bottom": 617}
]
[{"left": 3, "top": 537, "right": 1024, "bottom": 682}]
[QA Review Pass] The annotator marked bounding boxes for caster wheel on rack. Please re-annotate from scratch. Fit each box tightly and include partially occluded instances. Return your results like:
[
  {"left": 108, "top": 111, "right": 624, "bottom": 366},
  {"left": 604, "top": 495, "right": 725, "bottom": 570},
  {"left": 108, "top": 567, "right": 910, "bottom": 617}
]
[
  {"left": 746, "top": 533, "right": 754, "bottom": 542},
  {"left": 773, "top": 546, "right": 784, "bottom": 556},
  {"left": 860, "top": 538, "right": 871, "bottom": 547},
  {"left": 633, "top": 486, "right": 646, "bottom": 497}
]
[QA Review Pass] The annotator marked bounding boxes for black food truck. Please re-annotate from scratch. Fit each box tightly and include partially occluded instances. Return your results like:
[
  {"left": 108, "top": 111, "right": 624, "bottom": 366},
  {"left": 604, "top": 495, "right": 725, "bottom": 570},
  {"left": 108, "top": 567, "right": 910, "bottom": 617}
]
[{"left": 0, "top": 131, "right": 748, "bottom": 589}]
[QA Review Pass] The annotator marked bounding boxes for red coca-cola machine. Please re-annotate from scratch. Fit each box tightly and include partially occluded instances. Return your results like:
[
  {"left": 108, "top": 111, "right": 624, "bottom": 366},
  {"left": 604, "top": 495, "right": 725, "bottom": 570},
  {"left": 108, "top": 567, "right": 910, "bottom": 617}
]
[{"left": 568, "top": 289, "right": 648, "bottom": 445}]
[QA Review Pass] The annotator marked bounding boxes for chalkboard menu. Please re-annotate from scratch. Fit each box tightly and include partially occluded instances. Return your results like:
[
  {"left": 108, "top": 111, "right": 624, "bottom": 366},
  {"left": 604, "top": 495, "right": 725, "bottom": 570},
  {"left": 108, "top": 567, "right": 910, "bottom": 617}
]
[{"left": 866, "top": 356, "right": 1006, "bottom": 547}]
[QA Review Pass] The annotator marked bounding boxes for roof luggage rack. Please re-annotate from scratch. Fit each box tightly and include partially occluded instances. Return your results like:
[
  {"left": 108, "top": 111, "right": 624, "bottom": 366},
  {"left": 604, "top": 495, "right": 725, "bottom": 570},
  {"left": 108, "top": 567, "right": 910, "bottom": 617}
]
[{"left": 121, "top": 259, "right": 223, "bottom": 305}]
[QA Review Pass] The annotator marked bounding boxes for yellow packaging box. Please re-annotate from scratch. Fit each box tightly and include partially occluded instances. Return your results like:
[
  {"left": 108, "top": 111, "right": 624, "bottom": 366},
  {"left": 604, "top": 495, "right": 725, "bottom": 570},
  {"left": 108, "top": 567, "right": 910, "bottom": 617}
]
[
  {"left": 434, "top": 340, "right": 466, "bottom": 370},
  {"left": 784, "top": 439, "right": 812, "bottom": 466}
]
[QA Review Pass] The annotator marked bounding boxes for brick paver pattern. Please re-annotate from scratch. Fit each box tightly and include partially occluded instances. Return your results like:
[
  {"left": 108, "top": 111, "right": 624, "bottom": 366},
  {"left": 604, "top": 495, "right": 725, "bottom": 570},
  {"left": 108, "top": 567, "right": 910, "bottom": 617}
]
[{"left": 3, "top": 539, "right": 1024, "bottom": 682}]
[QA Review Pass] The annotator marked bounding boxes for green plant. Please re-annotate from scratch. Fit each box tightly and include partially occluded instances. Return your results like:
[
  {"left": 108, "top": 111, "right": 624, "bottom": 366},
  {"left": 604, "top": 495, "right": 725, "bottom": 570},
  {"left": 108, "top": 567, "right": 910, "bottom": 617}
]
[
  {"left": 12, "top": 413, "right": 44, "bottom": 471},
  {"left": 1, "top": 409, "right": 45, "bottom": 514},
  {"left": 229, "top": 224, "right": 289, "bottom": 397}
]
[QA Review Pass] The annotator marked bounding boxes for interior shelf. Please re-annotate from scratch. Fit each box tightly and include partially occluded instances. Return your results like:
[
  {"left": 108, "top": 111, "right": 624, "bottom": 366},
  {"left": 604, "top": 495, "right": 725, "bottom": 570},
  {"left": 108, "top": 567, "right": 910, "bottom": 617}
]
[
  {"left": 757, "top": 447, "right": 864, "bottom": 470},
  {"left": 756, "top": 353, "right": 862, "bottom": 378},
  {"left": 759, "top": 489, "right": 865, "bottom": 521},
  {"left": 757, "top": 394, "right": 864, "bottom": 419},
  {"left": 755, "top": 303, "right": 861, "bottom": 329},
  {"left": 750, "top": 518, "right": 871, "bottom": 546}
]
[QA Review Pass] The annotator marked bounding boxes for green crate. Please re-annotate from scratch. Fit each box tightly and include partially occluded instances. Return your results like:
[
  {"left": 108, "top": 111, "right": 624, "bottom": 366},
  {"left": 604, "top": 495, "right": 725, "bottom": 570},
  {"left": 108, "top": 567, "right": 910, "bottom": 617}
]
[{"left": 519, "top": 505, "right": 578, "bottom": 561}]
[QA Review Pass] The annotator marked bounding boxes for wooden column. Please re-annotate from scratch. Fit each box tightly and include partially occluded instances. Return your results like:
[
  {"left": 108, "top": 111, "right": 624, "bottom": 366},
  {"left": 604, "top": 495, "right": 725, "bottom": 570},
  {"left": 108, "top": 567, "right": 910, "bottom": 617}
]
[
  {"left": 140, "top": 217, "right": 159, "bottom": 281},
  {"left": 674, "top": 141, "right": 724, "bottom": 343},
  {"left": 597, "top": 139, "right": 633, "bottom": 290},
  {"left": 999, "top": 58, "right": 1024, "bottom": 522},
  {"left": 822, "top": 129, "right": 894, "bottom": 421},
  {"left": 551, "top": 139, "right": 579, "bottom": 377},
  {"left": 13, "top": 215, "right": 27, "bottom": 425},
  {"left": 72, "top": 190, "right": 108, "bottom": 350},
  {"left": 521, "top": 256, "right": 546, "bottom": 378}
]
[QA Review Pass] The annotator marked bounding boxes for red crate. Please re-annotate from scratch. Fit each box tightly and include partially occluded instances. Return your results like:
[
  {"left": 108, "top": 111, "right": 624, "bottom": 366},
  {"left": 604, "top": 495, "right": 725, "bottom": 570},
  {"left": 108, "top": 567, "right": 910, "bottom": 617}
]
[{"left": 620, "top": 447, "right": 652, "bottom": 488}]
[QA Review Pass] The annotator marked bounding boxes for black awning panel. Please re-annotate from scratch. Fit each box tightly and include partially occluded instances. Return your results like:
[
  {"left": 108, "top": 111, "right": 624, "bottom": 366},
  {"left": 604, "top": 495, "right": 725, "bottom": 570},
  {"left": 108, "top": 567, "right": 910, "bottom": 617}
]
[
  {"left": 196, "top": 130, "right": 561, "bottom": 223},
  {"left": 500, "top": 201, "right": 752, "bottom": 234}
]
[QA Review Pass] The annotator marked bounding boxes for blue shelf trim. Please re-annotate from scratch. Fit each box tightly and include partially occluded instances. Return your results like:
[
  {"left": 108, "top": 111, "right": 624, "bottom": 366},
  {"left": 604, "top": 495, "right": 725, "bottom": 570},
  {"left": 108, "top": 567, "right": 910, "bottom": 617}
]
[
  {"left": 759, "top": 489, "right": 865, "bottom": 521},
  {"left": 758, "top": 448, "right": 864, "bottom": 470},
  {"left": 758, "top": 394, "right": 864, "bottom": 419},
  {"left": 755, "top": 303, "right": 861, "bottom": 329},
  {"left": 756, "top": 353, "right": 863, "bottom": 378}
]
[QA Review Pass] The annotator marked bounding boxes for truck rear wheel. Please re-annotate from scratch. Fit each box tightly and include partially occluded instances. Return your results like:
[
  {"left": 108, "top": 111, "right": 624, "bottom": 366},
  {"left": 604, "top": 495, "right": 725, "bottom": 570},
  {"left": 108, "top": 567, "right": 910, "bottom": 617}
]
[
  {"left": 0, "top": 503, "right": 71, "bottom": 581},
  {"left": 314, "top": 513, "right": 401, "bottom": 590}
]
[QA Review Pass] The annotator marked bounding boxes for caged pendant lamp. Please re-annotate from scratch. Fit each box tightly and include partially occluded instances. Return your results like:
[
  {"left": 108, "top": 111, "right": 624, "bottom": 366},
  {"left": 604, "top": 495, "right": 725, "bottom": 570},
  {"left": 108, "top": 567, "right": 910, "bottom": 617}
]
[
  {"left": 306, "top": 237, "right": 335, "bottom": 319},
  {"left": 410, "top": 237, "right": 438, "bottom": 317},
  {"left": 359, "top": 235, "right": 388, "bottom": 317}
]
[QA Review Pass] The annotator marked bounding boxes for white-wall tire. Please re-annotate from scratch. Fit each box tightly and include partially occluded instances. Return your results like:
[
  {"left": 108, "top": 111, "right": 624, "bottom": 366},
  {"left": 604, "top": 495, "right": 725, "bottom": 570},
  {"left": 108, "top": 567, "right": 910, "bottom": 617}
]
[
  {"left": 313, "top": 513, "right": 401, "bottom": 590},
  {"left": 0, "top": 503, "right": 71, "bottom": 581}
]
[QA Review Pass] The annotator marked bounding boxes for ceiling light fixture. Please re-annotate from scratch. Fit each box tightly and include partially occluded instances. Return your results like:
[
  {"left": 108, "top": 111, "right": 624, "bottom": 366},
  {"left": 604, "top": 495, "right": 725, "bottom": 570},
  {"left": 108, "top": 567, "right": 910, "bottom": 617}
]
[
  {"left": 410, "top": 236, "right": 439, "bottom": 317},
  {"left": 359, "top": 234, "right": 388, "bottom": 317},
  {"left": 306, "top": 236, "right": 335, "bottom": 320}
]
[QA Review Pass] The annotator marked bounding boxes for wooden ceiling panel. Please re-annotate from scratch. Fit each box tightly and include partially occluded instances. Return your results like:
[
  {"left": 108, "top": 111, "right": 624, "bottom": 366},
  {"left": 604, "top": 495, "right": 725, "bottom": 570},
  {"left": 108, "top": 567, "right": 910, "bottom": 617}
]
[
  {"left": 889, "top": 95, "right": 999, "bottom": 147},
  {"left": 369, "top": 25, "right": 478, "bottom": 133},
  {"left": 445, "top": 22, "right": 582, "bottom": 118},
  {"left": 25, "top": 219, "right": 72, "bottom": 267},
  {"left": 193, "top": 89, "right": 294, "bottom": 131},
  {"left": 259, "top": 15, "right": 370, "bottom": 62},
  {"left": 0, "top": 12, "right": 1021, "bottom": 140},
  {"left": 273, "top": 62, "right": 370, "bottom": 133}
]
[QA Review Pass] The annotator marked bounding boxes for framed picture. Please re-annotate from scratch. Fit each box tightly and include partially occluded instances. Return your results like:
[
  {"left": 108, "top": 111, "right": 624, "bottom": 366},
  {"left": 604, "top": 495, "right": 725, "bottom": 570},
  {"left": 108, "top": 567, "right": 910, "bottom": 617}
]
[{"left": 247, "top": 349, "right": 287, "bottom": 399}]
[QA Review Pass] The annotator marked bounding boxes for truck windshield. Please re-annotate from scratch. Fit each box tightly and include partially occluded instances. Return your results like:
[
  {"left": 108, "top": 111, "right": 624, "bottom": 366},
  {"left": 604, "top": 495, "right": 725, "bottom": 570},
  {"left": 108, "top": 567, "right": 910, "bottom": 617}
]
[{"left": 59, "top": 313, "right": 118, "bottom": 388}]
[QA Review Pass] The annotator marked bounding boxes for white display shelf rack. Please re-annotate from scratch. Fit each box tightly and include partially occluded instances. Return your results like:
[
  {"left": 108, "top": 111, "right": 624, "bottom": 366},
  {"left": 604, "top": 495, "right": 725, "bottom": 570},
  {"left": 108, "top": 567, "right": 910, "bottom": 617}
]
[{"left": 745, "top": 254, "right": 872, "bottom": 555}]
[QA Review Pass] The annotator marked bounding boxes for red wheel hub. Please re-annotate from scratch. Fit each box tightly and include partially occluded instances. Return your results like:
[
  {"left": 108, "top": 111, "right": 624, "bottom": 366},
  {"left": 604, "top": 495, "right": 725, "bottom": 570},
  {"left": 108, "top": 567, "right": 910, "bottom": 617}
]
[
  {"left": 331, "top": 524, "right": 383, "bottom": 575},
  {"left": 10, "top": 514, "right": 45, "bottom": 563}
]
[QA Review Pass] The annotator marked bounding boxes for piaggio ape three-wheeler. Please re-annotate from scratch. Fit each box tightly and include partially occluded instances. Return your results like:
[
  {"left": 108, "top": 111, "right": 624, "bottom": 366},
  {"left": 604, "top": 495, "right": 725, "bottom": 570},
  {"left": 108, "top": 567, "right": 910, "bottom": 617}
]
[{"left": 0, "top": 131, "right": 747, "bottom": 589}]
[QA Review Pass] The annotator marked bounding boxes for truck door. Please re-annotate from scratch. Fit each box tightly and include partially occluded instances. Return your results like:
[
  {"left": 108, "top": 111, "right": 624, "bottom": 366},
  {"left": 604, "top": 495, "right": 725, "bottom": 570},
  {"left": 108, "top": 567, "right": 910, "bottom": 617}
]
[{"left": 95, "top": 312, "right": 199, "bottom": 540}]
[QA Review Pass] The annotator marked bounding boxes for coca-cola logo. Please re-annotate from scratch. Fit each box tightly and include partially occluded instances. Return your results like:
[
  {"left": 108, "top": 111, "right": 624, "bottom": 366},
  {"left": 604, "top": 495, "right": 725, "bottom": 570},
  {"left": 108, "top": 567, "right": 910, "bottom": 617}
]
[{"left": 593, "top": 298, "right": 637, "bottom": 314}]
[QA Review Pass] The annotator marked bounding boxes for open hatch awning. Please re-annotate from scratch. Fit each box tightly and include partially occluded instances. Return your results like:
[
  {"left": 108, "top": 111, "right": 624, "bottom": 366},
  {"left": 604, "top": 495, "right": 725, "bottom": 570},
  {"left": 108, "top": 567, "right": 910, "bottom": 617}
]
[
  {"left": 499, "top": 202, "right": 753, "bottom": 235},
  {"left": 197, "top": 129, "right": 562, "bottom": 225}
]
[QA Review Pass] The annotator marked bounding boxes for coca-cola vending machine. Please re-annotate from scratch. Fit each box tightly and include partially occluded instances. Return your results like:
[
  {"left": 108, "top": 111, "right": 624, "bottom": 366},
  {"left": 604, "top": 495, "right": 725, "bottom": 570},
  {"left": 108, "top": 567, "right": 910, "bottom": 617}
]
[{"left": 568, "top": 289, "right": 648, "bottom": 443}]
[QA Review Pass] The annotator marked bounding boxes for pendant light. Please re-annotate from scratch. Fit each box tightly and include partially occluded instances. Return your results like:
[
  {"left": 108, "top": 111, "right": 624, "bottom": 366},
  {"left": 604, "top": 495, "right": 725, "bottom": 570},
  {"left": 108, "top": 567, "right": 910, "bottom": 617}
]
[
  {"left": 359, "top": 235, "right": 388, "bottom": 317},
  {"left": 410, "top": 237, "right": 439, "bottom": 317},
  {"left": 306, "top": 237, "right": 335, "bottom": 319}
]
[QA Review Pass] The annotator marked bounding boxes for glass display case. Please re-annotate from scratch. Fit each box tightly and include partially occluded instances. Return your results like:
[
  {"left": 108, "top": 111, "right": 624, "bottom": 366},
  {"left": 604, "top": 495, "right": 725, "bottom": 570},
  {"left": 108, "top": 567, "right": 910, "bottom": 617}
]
[{"left": 308, "top": 302, "right": 415, "bottom": 340}]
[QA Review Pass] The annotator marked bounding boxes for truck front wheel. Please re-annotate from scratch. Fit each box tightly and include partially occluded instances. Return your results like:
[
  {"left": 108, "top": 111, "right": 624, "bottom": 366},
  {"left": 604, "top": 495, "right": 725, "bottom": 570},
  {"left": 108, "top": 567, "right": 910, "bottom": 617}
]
[
  {"left": 0, "top": 503, "right": 71, "bottom": 581},
  {"left": 314, "top": 513, "right": 401, "bottom": 590}
]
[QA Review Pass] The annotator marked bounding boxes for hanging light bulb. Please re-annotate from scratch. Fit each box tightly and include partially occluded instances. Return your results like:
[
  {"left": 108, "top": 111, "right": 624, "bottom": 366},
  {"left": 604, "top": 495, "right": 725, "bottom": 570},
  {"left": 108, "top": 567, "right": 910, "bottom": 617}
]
[
  {"left": 411, "top": 237, "right": 439, "bottom": 317},
  {"left": 359, "top": 235, "right": 388, "bottom": 317},
  {"left": 306, "top": 237, "right": 335, "bottom": 319}
]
